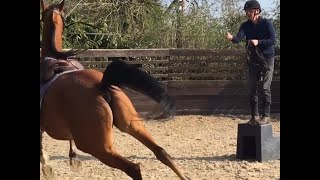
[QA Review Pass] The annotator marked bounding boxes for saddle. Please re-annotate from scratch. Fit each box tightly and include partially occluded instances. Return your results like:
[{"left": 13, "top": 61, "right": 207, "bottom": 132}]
[{"left": 40, "top": 57, "right": 85, "bottom": 84}]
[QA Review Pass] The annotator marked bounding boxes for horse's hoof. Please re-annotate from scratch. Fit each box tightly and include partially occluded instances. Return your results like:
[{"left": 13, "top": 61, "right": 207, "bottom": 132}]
[
  {"left": 70, "top": 159, "right": 82, "bottom": 172},
  {"left": 42, "top": 165, "right": 54, "bottom": 179}
]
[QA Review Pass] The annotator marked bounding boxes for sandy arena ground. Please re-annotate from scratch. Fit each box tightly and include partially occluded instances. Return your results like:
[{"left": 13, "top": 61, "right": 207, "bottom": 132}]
[{"left": 40, "top": 114, "right": 280, "bottom": 180}]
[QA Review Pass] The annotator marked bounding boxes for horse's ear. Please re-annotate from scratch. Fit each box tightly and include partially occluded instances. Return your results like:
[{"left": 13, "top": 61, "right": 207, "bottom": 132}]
[
  {"left": 58, "top": 0, "right": 65, "bottom": 11},
  {"left": 40, "top": 0, "right": 48, "bottom": 11}
]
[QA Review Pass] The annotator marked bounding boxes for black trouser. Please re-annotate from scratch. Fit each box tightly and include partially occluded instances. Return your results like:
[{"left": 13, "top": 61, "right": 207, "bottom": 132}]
[{"left": 247, "top": 57, "right": 274, "bottom": 117}]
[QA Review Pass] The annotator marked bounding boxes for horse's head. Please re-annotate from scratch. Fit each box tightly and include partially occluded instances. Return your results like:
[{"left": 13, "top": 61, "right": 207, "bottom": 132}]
[
  {"left": 41, "top": 0, "right": 65, "bottom": 30},
  {"left": 40, "top": 0, "right": 86, "bottom": 60}
]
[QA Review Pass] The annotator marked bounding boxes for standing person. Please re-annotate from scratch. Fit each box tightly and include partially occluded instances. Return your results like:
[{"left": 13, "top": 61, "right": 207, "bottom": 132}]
[{"left": 226, "top": 0, "right": 276, "bottom": 125}]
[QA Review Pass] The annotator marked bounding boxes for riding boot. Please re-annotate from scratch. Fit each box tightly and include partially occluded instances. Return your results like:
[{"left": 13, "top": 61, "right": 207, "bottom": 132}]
[
  {"left": 258, "top": 102, "right": 271, "bottom": 125},
  {"left": 248, "top": 101, "right": 259, "bottom": 125},
  {"left": 262, "top": 101, "right": 271, "bottom": 117}
]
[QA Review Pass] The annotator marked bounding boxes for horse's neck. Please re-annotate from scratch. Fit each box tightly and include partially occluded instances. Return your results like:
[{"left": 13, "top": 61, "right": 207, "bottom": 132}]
[
  {"left": 41, "top": 25, "right": 63, "bottom": 59},
  {"left": 41, "top": 47, "right": 50, "bottom": 60},
  {"left": 41, "top": 49, "right": 58, "bottom": 60},
  {"left": 52, "top": 26, "right": 63, "bottom": 51}
]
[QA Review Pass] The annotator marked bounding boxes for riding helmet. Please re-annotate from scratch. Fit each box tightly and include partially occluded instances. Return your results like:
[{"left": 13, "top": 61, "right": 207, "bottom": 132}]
[{"left": 243, "top": 0, "right": 261, "bottom": 10}]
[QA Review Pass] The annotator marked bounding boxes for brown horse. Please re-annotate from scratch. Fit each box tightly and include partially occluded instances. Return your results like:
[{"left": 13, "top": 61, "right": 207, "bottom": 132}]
[{"left": 40, "top": 0, "right": 189, "bottom": 180}]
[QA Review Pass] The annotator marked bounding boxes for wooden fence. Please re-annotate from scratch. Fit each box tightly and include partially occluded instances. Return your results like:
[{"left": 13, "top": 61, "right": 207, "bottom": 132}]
[{"left": 46, "top": 48, "right": 280, "bottom": 115}]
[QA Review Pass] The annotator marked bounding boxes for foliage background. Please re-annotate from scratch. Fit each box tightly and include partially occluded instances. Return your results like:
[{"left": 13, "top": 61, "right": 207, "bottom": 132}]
[{"left": 40, "top": 0, "right": 280, "bottom": 50}]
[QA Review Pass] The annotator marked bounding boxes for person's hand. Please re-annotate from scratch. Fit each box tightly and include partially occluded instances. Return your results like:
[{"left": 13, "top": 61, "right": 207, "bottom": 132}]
[
  {"left": 226, "top": 32, "right": 233, "bottom": 41},
  {"left": 250, "top": 39, "right": 259, "bottom": 46}
]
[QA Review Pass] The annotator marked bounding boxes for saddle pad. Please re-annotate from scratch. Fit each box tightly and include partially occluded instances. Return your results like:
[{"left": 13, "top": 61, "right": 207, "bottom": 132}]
[{"left": 40, "top": 69, "right": 81, "bottom": 111}]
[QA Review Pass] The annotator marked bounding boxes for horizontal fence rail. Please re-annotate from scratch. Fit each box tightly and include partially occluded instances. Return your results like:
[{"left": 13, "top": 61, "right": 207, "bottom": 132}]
[{"left": 40, "top": 48, "right": 280, "bottom": 115}]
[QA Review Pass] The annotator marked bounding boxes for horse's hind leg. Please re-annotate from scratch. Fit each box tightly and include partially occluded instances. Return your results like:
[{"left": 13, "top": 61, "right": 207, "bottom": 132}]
[
  {"left": 75, "top": 132, "right": 143, "bottom": 180},
  {"left": 113, "top": 116, "right": 189, "bottom": 180},
  {"left": 40, "top": 130, "right": 54, "bottom": 179},
  {"left": 80, "top": 128, "right": 142, "bottom": 179},
  {"left": 93, "top": 148, "right": 142, "bottom": 180},
  {"left": 109, "top": 89, "right": 189, "bottom": 179},
  {"left": 70, "top": 100, "right": 143, "bottom": 180},
  {"left": 69, "top": 139, "right": 82, "bottom": 172}
]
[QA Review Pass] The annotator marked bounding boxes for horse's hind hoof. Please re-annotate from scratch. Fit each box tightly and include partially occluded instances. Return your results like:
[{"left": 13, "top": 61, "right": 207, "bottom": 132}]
[
  {"left": 42, "top": 165, "right": 54, "bottom": 179},
  {"left": 70, "top": 159, "right": 82, "bottom": 172}
]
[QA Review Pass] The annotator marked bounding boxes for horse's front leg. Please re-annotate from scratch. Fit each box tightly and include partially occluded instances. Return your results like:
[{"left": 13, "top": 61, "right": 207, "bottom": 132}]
[
  {"left": 69, "top": 139, "right": 82, "bottom": 172},
  {"left": 40, "top": 130, "right": 54, "bottom": 179}
]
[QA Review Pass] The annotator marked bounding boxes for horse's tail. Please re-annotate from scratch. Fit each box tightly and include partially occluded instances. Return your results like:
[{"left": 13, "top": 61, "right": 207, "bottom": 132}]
[{"left": 99, "top": 58, "right": 175, "bottom": 119}]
